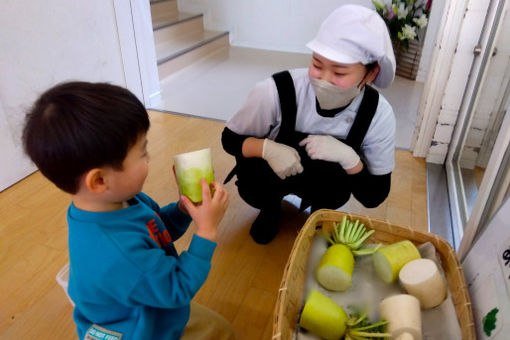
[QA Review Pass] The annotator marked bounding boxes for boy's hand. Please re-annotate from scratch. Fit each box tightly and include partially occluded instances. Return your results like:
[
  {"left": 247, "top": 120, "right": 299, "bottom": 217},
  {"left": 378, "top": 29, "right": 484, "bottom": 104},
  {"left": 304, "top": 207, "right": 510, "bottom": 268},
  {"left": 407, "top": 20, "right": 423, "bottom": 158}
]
[
  {"left": 172, "top": 165, "right": 189, "bottom": 215},
  {"left": 180, "top": 178, "right": 229, "bottom": 242}
]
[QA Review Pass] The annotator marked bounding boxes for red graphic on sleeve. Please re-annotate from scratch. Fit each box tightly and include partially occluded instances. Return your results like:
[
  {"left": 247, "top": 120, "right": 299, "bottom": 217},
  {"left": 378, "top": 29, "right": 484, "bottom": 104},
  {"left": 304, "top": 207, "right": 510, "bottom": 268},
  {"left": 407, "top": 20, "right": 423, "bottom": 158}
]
[{"left": 146, "top": 219, "right": 172, "bottom": 248}]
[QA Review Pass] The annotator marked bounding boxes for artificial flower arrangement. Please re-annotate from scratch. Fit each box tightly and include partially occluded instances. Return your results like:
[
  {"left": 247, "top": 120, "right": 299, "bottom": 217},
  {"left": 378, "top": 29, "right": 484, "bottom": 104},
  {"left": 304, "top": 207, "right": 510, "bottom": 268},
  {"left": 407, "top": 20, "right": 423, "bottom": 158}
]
[{"left": 372, "top": 0, "right": 431, "bottom": 50}]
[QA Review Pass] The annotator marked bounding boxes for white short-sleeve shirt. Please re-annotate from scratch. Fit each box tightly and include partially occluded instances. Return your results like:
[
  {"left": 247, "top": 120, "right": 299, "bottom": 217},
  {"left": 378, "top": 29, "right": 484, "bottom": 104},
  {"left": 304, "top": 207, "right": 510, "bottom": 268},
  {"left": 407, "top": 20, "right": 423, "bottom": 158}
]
[{"left": 226, "top": 68, "right": 396, "bottom": 175}]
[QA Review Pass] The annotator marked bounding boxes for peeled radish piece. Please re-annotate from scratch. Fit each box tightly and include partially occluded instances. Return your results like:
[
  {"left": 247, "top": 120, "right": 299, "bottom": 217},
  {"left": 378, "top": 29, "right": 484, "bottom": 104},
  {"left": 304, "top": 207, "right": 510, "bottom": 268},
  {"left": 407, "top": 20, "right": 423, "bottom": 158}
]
[
  {"left": 299, "top": 289, "right": 348, "bottom": 340},
  {"left": 373, "top": 240, "right": 421, "bottom": 283},
  {"left": 173, "top": 148, "right": 214, "bottom": 203},
  {"left": 399, "top": 258, "right": 447, "bottom": 309},
  {"left": 316, "top": 244, "right": 354, "bottom": 291},
  {"left": 379, "top": 294, "right": 422, "bottom": 340}
]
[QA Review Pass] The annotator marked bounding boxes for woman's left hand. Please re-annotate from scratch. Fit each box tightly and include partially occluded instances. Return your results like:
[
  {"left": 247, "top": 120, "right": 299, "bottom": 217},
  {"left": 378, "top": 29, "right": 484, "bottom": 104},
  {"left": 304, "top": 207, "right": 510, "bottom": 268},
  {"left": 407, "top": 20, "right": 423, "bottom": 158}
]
[{"left": 299, "top": 135, "right": 360, "bottom": 170}]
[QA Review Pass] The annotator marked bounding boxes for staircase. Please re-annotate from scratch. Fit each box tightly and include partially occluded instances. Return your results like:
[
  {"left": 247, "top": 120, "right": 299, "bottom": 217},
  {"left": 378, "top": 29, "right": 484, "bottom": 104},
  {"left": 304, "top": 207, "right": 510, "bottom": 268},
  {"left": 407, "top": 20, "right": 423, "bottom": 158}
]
[{"left": 150, "top": 0, "right": 230, "bottom": 82}]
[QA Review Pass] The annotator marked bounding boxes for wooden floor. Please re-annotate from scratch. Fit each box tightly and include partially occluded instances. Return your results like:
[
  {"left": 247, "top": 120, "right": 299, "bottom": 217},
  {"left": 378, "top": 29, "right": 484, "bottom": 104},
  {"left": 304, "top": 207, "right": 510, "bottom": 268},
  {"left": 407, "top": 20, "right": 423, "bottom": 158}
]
[{"left": 0, "top": 111, "right": 428, "bottom": 339}]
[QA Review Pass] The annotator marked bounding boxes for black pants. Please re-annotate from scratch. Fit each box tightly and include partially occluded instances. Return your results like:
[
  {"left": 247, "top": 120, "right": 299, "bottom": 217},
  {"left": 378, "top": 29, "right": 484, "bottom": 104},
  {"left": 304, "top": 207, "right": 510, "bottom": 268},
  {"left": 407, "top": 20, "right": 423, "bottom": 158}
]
[{"left": 234, "top": 155, "right": 352, "bottom": 211}]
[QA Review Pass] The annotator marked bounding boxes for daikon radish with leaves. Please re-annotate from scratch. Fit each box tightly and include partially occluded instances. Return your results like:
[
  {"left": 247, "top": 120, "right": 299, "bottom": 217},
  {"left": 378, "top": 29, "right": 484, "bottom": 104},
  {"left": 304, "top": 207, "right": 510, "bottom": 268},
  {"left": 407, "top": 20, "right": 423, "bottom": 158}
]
[
  {"left": 379, "top": 294, "right": 422, "bottom": 340},
  {"left": 373, "top": 240, "right": 421, "bottom": 284},
  {"left": 299, "top": 289, "right": 390, "bottom": 340},
  {"left": 399, "top": 258, "right": 447, "bottom": 309},
  {"left": 316, "top": 216, "right": 380, "bottom": 291}
]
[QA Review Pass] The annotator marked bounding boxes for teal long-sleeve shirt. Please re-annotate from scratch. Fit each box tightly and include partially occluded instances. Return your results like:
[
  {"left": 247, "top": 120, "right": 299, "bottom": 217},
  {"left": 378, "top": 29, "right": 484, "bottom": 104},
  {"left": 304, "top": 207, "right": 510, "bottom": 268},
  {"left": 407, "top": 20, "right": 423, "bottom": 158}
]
[{"left": 67, "top": 192, "right": 216, "bottom": 340}]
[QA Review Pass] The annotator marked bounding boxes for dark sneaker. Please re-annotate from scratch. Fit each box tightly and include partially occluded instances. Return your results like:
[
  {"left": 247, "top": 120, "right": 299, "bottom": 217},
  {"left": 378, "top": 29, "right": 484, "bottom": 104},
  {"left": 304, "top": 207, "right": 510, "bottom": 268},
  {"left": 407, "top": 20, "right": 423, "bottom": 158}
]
[{"left": 249, "top": 207, "right": 281, "bottom": 244}]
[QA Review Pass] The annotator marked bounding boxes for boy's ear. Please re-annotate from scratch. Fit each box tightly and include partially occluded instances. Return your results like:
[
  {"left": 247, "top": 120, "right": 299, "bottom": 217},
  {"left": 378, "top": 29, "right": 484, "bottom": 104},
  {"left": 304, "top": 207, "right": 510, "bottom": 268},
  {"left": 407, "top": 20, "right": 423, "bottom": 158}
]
[{"left": 83, "top": 168, "right": 108, "bottom": 194}]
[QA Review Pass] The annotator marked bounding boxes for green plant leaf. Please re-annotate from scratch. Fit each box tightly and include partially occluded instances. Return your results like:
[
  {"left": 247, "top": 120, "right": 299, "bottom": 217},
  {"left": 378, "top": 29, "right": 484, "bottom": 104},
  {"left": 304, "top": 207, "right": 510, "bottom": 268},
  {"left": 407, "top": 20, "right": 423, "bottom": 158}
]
[{"left": 482, "top": 307, "right": 499, "bottom": 337}]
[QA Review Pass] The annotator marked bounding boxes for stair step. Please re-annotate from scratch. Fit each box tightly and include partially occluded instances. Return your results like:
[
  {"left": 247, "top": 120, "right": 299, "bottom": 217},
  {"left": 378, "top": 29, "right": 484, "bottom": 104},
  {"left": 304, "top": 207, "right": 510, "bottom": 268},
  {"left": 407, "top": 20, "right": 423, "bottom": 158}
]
[
  {"left": 156, "top": 25, "right": 228, "bottom": 65},
  {"left": 152, "top": 11, "right": 201, "bottom": 31},
  {"left": 154, "top": 15, "right": 205, "bottom": 62},
  {"left": 157, "top": 33, "right": 230, "bottom": 81},
  {"left": 150, "top": 0, "right": 230, "bottom": 81},
  {"left": 150, "top": 0, "right": 178, "bottom": 27}
]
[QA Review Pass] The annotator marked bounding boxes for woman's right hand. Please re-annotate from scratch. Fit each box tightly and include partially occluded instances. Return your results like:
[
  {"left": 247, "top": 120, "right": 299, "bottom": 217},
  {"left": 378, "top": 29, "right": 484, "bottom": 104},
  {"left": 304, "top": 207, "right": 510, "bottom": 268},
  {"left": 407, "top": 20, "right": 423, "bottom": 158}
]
[
  {"left": 180, "top": 179, "right": 229, "bottom": 242},
  {"left": 262, "top": 139, "right": 303, "bottom": 179}
]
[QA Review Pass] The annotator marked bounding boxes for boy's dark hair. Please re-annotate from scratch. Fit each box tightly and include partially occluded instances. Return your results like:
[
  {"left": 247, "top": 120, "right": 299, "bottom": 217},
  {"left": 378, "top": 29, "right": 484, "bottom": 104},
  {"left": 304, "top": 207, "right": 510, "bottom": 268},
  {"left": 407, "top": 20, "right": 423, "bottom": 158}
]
[{"left": 22, "top": 81, "right": 150, "bottom": 194}]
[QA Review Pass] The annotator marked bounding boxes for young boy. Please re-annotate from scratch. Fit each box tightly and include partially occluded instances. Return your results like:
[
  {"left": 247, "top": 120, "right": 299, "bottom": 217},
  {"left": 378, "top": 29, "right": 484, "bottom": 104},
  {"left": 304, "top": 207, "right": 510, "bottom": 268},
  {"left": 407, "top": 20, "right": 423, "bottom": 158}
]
[
  {"left": 222, "top": 5, "right": 397, "bottom": 244},
  {"left": 22, "top": 82, "right": 234, "bottom": 340}
]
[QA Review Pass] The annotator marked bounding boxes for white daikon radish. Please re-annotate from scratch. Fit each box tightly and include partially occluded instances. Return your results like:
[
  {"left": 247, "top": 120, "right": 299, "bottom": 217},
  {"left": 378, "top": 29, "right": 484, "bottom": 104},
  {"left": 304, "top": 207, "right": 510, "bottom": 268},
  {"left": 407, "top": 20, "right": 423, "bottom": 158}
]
[
  {"left": 316, "top": 216, "right": 381, "bottom": 291},
  {"left": 316, "top": 244, "right": 354, "bottom": 291},
  {"left": 399, "top": 258, "right": 447, "bottom": 309},
  {"left": 299, "top": 289, "right": 348, "bottom": 340},
  {"left": 299, "top": 289, "right": 390, "bottom": 340},
  {"left": 373, "top": 240, "right": 421, "bottom": 283},
  {"left": 379, "top": 294, "right": 422, "bottom": 340}
]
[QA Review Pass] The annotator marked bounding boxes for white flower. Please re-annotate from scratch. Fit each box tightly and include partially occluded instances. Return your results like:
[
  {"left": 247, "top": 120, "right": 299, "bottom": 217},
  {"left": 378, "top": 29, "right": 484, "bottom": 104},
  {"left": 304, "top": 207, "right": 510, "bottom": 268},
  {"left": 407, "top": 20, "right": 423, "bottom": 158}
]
[
  {"left": 413, "top": 15, "right": 428, "bottom": 29},
  {"left": 397, "top": 2, "right": 409, "bottom": 19},
  {"left": 400, "top": 24, "right": 417, "bottom": 40}
]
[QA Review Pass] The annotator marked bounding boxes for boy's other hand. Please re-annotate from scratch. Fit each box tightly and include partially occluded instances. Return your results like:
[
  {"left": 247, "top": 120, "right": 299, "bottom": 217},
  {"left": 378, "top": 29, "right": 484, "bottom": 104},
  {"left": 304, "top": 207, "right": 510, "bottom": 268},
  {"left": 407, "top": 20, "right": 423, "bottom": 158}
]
[{"left": 180, "top": 179, "right": 229, "bottom": 242}]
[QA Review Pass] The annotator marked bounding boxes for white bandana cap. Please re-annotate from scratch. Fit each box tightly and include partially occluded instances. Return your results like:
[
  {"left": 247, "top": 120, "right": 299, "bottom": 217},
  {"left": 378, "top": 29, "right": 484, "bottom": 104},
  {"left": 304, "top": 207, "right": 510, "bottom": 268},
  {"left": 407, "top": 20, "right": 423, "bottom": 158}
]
[{"left": 306, "top": 4, "right": 396, "bottom": 88}]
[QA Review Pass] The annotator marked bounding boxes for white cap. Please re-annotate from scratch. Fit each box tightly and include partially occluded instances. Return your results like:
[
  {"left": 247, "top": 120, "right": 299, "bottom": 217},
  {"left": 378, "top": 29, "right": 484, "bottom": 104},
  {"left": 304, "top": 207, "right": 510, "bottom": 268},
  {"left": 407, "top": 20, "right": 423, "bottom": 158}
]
[{"left": 306, "top": 5, "right": 396, "bottom": 88}]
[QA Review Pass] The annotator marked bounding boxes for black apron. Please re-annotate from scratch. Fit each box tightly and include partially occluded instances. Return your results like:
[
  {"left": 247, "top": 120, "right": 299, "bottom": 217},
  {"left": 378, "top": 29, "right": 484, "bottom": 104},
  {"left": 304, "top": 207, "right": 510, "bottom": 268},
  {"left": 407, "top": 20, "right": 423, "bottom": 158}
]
[
  {"left": 272, "top": 70, "right": 379, "bottom": 155},
  {"left": 224, "top": 70, "right": 380, "bottom": 206}
]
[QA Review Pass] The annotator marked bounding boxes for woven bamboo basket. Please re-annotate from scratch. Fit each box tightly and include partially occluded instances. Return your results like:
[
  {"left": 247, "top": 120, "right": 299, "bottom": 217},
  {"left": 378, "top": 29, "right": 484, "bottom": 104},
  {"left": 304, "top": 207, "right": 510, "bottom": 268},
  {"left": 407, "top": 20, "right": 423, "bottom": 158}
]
[{"left": 272, "top": 209, "right": 476, "bottom": 340}]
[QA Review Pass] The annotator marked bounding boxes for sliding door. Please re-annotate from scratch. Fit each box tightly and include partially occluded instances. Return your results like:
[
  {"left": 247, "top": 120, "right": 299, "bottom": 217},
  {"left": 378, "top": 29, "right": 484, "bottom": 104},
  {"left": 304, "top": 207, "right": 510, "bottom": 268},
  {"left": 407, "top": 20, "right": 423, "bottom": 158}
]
[{"left": 445, "top": 0, "right": 510, "bottom": 258}]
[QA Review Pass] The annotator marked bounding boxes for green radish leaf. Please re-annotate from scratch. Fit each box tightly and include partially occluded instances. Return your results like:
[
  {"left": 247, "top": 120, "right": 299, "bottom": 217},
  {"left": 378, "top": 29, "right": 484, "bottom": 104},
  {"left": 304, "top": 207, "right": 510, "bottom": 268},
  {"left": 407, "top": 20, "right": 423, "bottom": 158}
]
[
  {"left": 353, "top": 229, "right": 375, "bottom": 249},
  {"left": 351, "top": 220, "right": 360, "bottom": 241},
  {"left": 339, "top": 218, "right": 347, "bottom": 243},
  {"left": 352, "top": 245, "right": 381, "bottom": 256},
  {"left": 335, "top": 222, "right": 342, "bottom": 243},
  {"left": 344, "top": 221, "right": 352, "bottom": 243},
  {"left": 353, "top": 224, "right": 365, "bottom": 243}
]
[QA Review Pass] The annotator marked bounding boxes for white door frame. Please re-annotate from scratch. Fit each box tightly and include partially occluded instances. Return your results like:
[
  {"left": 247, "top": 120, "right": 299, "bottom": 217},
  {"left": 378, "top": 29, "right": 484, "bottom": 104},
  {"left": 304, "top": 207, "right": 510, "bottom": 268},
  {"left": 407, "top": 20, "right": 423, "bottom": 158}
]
[
  {"left": 412, "top": 0, "right": 468, "bottom": 157},
  {"left": 113, "top": 0, "right": 160, "bottom": 107}
]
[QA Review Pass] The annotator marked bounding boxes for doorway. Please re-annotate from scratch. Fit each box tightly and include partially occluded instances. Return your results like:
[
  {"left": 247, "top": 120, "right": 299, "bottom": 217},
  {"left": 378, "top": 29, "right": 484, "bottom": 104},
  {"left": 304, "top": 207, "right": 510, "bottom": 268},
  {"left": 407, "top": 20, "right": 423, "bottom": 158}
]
[{"left": 444, "top": 0, "right": 510, "bottom": 258}]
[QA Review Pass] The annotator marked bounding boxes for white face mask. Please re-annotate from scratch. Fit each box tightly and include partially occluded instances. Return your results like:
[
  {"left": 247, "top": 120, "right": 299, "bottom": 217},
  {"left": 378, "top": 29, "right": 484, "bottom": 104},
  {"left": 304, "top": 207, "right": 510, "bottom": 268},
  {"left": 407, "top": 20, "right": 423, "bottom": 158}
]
[{"left": 310, "top": 77, "right": 360, "bottom": 110}]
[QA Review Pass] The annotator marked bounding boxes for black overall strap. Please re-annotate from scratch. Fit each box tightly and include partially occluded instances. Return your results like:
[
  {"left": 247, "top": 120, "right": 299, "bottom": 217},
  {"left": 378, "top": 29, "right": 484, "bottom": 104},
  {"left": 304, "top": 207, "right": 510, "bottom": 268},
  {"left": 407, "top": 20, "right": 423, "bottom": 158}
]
[
  {"left": 271, "top": 73, "right": 380, "bottom": 211},
  {"left": 272, "top": 71, "right": 299, "bottom": 144},
  {"left": 344, "top": 85, "right": 379, "bottom": 153},
  {"left": 271, "top": 72, "right": 380, "bottom": 153},
  {"left": 223, "top": 71, "right": 297, "bottom": 184}
]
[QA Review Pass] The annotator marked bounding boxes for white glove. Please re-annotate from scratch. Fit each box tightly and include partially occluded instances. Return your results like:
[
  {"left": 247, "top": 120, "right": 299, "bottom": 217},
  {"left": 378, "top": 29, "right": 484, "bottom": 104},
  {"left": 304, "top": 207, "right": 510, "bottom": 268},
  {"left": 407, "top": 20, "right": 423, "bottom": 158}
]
[
  {"left": 262, "top": 139, "right": 303, "bottom": 179},
  {"left": 299, "top": 135, "right": 360, "bottom": 170}
]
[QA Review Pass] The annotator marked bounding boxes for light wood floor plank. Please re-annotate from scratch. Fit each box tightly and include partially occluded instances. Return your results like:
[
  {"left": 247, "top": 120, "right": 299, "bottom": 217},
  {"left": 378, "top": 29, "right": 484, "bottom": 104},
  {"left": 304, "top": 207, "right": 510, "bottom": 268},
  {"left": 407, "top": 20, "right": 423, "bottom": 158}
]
[{"left": 0, "top": 111, "right": 428, "bottom": 339}]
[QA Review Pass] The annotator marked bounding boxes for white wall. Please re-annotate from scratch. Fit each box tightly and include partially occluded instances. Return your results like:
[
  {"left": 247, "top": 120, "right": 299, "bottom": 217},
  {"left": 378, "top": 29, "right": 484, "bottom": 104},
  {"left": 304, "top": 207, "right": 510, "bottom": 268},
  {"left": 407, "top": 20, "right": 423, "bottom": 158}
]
[
  {"left": 178, "top": 0, "right": 437, "bottom": 83},
  {"left": 0, "top": 100, "right": 35, "bottom": 189},
  {"left": 178, "top": 0, "right": 374, "bottom": 53},
  {"left": 0, "top": 0, "right": 158, "bottom": 190}
]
